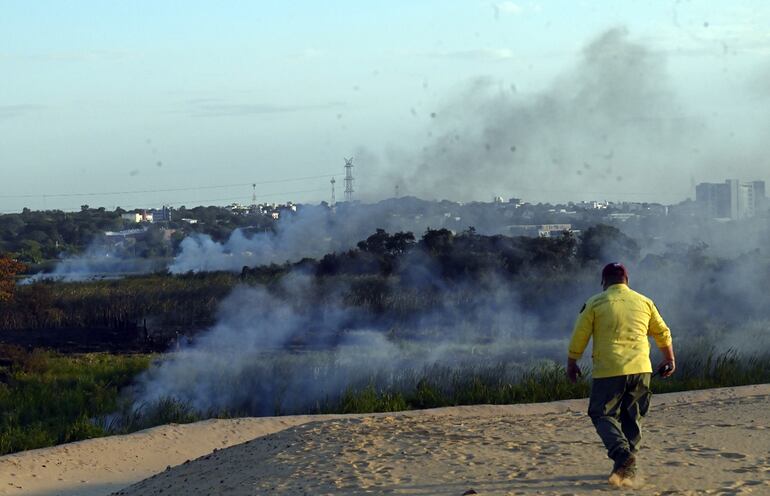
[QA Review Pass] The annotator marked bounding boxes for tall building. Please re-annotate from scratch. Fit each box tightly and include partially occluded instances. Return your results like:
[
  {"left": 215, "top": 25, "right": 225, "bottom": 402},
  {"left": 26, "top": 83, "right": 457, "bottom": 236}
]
[
  {"left": 696, "top": 179, "right": 766, "bottom": 220},
  {"left": 695, "top": 182, "right": 730, "bottom": 218},
  {"left": 748, "top": 180, "right": 766, "bottom": 216}
]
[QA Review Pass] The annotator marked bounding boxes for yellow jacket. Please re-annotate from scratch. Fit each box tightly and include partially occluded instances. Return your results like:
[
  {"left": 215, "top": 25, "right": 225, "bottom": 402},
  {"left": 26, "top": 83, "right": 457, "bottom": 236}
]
[{"left": 568, "top": 283, "right": 672, "bottom": 378}]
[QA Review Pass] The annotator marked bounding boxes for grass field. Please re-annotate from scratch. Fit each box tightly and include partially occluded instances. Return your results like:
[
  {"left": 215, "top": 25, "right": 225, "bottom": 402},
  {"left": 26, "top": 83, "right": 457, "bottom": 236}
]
[
  {"left": 1, "top": 343, "right": 768, "bottom": 456},
  {"left": 0, "top": 346, "right": 150, "bottom": 455},
  {"left": 118, "top": 343, "right": 770, "bottom": 440}
]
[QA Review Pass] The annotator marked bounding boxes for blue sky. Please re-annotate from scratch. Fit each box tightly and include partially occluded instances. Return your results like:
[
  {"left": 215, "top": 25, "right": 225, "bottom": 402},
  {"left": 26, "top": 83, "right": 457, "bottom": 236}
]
[{"left": 2, "top": 1, "right": 769, "bottom": 211}]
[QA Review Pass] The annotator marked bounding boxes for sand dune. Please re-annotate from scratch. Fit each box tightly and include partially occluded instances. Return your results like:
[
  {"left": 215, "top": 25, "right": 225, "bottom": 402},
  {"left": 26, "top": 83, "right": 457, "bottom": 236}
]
[{"left": 1, "top": 384, "right": 768, "bottom": 496}]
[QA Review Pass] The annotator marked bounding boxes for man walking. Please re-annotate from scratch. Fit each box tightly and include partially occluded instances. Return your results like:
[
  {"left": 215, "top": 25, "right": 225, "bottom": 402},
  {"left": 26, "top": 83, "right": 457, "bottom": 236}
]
[{"left": 566, "top": 263, "right": 675, "bottom": 487}]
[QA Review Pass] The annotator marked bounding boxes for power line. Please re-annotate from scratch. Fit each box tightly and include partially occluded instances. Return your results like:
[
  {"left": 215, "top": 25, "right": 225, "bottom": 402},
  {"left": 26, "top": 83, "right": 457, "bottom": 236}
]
[
  {"left": 0, "top": 173, "right": 340, "bottom": 199},
  {"left": 0, "top": 188, "right": 329, "bottom": 214},
  {"left": 122, "top": 188, "right": 328, "bottom": 209}
]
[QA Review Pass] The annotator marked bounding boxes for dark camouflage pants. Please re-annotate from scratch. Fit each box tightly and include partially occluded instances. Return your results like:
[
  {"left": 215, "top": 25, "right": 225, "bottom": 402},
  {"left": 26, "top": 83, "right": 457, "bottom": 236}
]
[{"left": 588, "top": 373, "right": 652, "bottom": 463}]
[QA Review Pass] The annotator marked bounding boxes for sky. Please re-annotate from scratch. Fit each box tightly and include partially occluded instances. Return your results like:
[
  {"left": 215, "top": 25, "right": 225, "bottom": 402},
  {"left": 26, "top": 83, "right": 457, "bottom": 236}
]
[{"left": 1, "top": 0, "right": 769, "bottom": 212}]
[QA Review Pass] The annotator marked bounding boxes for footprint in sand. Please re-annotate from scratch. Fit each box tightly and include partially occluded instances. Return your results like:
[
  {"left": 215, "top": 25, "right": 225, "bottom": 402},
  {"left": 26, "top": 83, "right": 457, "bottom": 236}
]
[
  {"left": 732, "top": 466, "right": 760, "bottom": 474},
  {"left": 719, "top": 452, "right": 747, "bottom": 460},
  {"left": 716, "top": 479, "right": 767, "bottom": 494},
  {"left": 506, "top": 470, "right": 529, "bottom": 480}
]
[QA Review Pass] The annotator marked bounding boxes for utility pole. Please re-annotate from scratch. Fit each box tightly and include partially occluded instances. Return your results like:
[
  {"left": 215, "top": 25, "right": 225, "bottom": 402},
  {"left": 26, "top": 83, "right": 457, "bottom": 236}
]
[{"left": 344, "top": 157, "right": 354, "bottom": 202}]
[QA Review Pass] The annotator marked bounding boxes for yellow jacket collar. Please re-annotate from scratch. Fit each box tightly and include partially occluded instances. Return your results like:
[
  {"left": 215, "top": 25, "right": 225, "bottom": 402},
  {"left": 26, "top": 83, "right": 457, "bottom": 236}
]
[{"left": 605, "top": 283, "right": 629, "bottom": 292}]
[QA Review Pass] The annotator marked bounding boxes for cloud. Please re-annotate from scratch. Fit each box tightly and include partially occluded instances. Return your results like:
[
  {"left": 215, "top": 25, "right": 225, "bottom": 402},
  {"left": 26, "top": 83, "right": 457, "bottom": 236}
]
[
  {"left": 422, "top": 48, "right": 516, "bottom": 61},
  {"left": 492, "top": 1, "right": 540, "bottom": 19},
  {"left": 494, "top": 1, "right": 522, "bottom": 16},
  {"left": 0, "top": 50, "right": 133, "bottom": 62},
  {"left": 188, "top": 100, "right": 346, "bottom": 117},
  {"left": 0, "top": 104, "right": 44, "bottom": 120},
  {"left": 288, "top": 48, "right": 324, "bottom": 60},
  {"left": 749, "top": 63, "right": 770, "bottom": 99},
  {"left": 653, "top": 7, "right": 770, "bottom": 58}
]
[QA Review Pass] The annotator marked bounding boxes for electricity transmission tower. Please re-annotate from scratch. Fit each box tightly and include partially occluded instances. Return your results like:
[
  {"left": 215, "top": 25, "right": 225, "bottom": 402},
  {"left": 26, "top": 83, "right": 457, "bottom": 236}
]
[{"left": 344, "top": 157, "right": 354, "bottom": 202}]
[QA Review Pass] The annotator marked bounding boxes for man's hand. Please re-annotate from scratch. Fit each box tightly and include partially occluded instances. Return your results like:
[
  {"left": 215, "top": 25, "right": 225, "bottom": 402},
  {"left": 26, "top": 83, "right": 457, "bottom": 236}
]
[
  {"left": 656, "top": 359, "right": 675, "bottom": 378},
  {"left": 657, "top": 345, "right": 676, "bottom": 378},
  {"left": 566, "top": 358, "right": 582, "bottom": 383}
]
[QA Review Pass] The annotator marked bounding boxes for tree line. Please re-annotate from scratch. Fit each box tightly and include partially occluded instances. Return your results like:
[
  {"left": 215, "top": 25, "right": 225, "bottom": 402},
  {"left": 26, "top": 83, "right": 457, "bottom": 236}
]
[
  {"left": 0, "top": 224, "right": 654, "bottom": 340},
  {"left": 0, "top": 205, "right": 275, "bottom": 267}
]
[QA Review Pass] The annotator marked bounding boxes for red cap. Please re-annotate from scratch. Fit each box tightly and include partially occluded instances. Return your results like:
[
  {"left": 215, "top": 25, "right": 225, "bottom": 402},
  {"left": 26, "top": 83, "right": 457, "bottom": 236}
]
[{"left": 602, "top": 262, "right": 627, "bottom": 281}]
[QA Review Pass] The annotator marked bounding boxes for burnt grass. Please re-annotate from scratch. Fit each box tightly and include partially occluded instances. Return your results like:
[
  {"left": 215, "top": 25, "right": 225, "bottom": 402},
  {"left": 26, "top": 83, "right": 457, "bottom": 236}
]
[
  {"left": 4, "top": 225, "right": 768, "bottom": 350},
  {"left": 1, "top": 228, "right": 580, "bottom": 351},
  {"left": 1, "top": 226, "right": 770, "bottom": 454}
]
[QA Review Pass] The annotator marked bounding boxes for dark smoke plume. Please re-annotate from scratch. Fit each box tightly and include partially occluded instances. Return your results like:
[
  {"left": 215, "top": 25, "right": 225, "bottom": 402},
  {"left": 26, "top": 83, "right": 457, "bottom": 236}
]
[{"left": 383, "top": 28, "right": 709, "bottom": 202}]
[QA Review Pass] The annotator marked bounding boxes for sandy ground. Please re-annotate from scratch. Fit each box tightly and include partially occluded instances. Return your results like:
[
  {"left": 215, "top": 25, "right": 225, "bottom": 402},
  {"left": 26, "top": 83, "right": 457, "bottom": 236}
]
[{"left": 1, "top": 384, "right": 768, "bottom": 496}]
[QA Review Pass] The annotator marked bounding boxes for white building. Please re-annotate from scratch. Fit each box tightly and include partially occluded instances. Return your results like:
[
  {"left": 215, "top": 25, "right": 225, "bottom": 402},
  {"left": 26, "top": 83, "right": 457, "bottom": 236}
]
[
  {"left": 509, "top": 224, "right": 573, "bottom": 238},
  {"left": 121, "top": 212, "right": 153, "bottom": 223},
  {"left": 696, "top": 179, "right": 766, "bottom": 220},
  {"left": 731, "top": 180, "right": 766, "bottom": 219},
  {"left": 606, "top": 213, "right": 638, "bottom": 222}
]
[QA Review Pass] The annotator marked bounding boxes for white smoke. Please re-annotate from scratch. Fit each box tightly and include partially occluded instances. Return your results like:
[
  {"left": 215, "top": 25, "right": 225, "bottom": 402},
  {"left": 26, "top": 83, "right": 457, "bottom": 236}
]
[
  {"left": 22, "top": 241, "right": 160, "bottom": 284},
  {"left": 167, "top": 206, "right": 341, "bottom": 273},
  {"left": 128, "top": 271, "right": 557, "bottom": 415},
  {"left": 169, "top": 201, "right": 468, "bottom": 274}
]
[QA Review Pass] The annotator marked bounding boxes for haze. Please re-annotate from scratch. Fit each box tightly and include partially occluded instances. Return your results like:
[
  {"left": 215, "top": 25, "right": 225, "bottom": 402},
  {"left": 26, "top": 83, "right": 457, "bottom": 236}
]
[{"left": 2, "top": 1, "right": 769, "bottom": 212}]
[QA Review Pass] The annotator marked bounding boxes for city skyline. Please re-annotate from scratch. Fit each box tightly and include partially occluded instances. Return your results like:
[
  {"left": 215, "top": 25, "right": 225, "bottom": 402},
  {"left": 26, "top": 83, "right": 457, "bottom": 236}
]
[
  {"left": 3, "top": 1, "right": 770, "bottom": 211},
  {"left": 2, "top": 173, "right": 767, "bottom": 215}
]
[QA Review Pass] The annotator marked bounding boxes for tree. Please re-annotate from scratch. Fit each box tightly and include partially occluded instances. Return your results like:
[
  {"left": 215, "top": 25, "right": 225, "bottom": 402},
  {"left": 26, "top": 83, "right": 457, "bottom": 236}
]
[
  {"left": 18, "top": 240, "right": 44, "bottom": 264},
  {"left": 385, "top": 231, "right": 415, "bottom": 255},
  {"left": 421, "top": 228, "right": 454, "bottom": 255},
  {"left": 578, "top": 224, "right": 640, "bottom": 265},
  {"left": 357, "top": 229, "right": 416, "bottom": 257},
  {"left": 0, "top": 255, "right": 26, "bottom": 302},
  {"left": 357, "top": 229, "right": 389, "bottom": 255}
]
